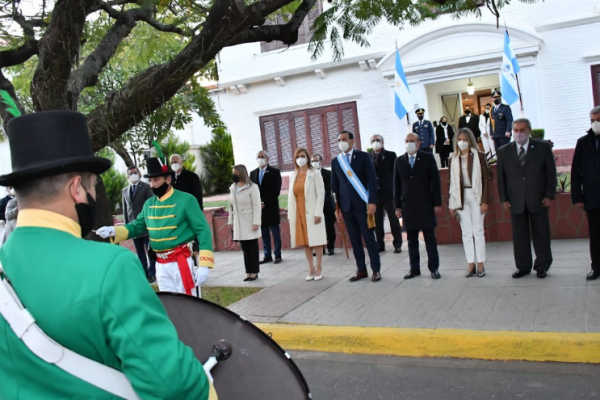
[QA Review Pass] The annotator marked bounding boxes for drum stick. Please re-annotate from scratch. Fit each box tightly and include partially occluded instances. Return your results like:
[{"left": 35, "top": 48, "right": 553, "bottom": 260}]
[{"left": 202, "top": 340, "right": 233, "bottom": 383}]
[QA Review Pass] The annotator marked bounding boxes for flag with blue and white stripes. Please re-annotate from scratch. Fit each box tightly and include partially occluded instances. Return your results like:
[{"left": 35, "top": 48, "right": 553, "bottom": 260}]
[
  {"left": 394, "top": 50, "right": 414, "bottom": 120},
  {"left": 500, "top": 30, "right": 521, "bottom": 106}
]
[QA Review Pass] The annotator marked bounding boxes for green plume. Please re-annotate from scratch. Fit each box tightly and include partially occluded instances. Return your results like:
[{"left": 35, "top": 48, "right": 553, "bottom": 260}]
[
  {"left": 151, "top": 140, "right": 164, "bottom": 159},
  {"left": 0, "top": 90, "right": 22, "bottom": 118}
]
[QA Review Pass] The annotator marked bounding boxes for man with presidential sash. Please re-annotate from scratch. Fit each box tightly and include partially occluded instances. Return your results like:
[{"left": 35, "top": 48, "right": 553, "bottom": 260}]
[
  {"left": 97, "top": 145, "right": 214, "bottom": 297},
  {"left": 331, "top": 130, "right": 382, "bottom": 282}
]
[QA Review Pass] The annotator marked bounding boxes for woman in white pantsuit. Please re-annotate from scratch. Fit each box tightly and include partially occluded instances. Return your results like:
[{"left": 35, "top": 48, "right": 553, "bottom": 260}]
[
  {"left": 448, "top": 128, "right": 492, "bottom": 277},
  {"left": 478, "top": 103, "right": 496, "bottom": 159},
  {"left": 288, "top": 147, "right": 328, "bottom": 281}
]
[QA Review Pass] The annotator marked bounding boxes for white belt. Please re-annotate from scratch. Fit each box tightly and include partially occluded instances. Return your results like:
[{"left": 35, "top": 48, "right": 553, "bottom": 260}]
[{"left": 0, "top": 262, "right": 141, "bottom": 400}]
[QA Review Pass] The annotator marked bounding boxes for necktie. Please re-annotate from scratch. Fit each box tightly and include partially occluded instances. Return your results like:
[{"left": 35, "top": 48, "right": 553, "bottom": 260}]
[
  {"left": 519, "top": 146, "right": 525, "bottom": 166},
  {"left": 131, "top": 184, "right": 136, "bottom": 197},
  {"left": 346, "top": 153, "right": 351, "bottom": 165},
  {"left": 259, "top": 169, "right": 264, "bottom": 185},
  {"left": 410, "top": 156, "right": 415, "bottom": 169}
]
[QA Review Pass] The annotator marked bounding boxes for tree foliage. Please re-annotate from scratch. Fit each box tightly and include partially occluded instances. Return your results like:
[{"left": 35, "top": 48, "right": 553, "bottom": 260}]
[
  {"left": 160, "top": 134, "right": 197, "bottom": 173},
  {"left": 199, "top": 126, "right": 234, "bottom": 195},
  {"left": 98, "top": 148, "right": 128, "bottom": 214}
]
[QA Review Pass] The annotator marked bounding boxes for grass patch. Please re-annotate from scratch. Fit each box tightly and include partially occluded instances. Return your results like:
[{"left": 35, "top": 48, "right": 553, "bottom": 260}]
[
  {"left": 152, "top": 284, "right": 261, "bottom": 307},
  {"left": 205, "top": 195, "right": 288, "bottom": 210}
]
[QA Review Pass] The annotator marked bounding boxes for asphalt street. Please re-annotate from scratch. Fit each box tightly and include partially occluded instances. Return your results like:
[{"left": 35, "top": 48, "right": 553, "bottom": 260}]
[{"left": 292, "top": 352, "right": 600, "bottom": 400}]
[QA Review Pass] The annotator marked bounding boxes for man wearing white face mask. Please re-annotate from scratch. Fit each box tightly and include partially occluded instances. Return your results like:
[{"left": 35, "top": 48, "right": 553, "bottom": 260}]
[
  {"left": 122, "top": 166, "right": 155, "bottom": 282},
  {"left": 571, "top": 106, "right": 600, "bottom": 280}
]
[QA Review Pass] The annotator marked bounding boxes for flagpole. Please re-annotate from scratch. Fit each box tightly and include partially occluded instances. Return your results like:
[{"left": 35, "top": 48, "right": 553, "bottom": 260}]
[{"left": 505, "top": 26, "right": 524, "bottom": 112}]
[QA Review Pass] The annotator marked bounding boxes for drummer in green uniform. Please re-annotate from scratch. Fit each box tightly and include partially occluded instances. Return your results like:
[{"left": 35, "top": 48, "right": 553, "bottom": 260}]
[
  {"left": 96, "top": 142, "right": 214, "bottom": 297},
  {"left": 0, "top": 105, "right": 217, "bottom": 399}
]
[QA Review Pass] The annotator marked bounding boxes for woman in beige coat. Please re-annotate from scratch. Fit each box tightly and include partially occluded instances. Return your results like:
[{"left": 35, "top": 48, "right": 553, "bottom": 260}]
[
  {"left": 288, "top": 147, "right": 327, "bottom": 281},
  {"left": 228, "top": 165, "right": 262, "bottom": 282}
]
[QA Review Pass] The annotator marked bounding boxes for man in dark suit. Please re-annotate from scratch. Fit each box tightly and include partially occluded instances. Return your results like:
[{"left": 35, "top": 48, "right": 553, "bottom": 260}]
[
  {"left": 497, "top": 118, "right": 557, "bottom": 278},
  {"left": 491, "top": 90, "right": 514, "bottom": 150},
  {"left": 170, "top": 154, "right": 203, "bottom": 210},
  {"left": 250, "top": 150, "right": 283, "bottom": 264},
  {"left": 571, "top": 106, "right": 600, "bottom": 280},
  {"left": 412, "top": 108, "right": 435, "bottom": 153},
  {"left": 331, "top": 130, "right": 381, "bottom": 282},
  {"left": 394, "top": 133, "right": 443, "bottom": 279},
  {"left": 0, "top": 187, "right": 13, "bottom": 222},
  {"left": 311, "top": 153, "right": 335, "bottom": 255},
  {"left": 458, "top": 105, "right": 481, "bottom": 140},
  {"left": 122, "top": 166, "right": 156, "bottom": 282},
  {"left": 370, "top": 135, "right": 402, "bottom": 253}
]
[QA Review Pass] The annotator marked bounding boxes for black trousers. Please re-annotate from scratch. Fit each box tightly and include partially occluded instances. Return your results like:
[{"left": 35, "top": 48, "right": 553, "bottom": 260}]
[
  {"left": 324, "top": 212, "right": 336, "bottom": 251},
  {"left": 240, "top": 239, "right": 260, "bottom": 274},
  {"left": 133, "top": 236, "right": 156, "bottom": 278},
  {"left": 406, "top": 229, "right": 439, "bottom": 272},
  {"left": 438, "top": 147, "right": 451, "bottom": 168},
  {"left": 511, "top": 208, "right": 553, "bottom": 272},
  {"left": 588, "top": 210, "right": 600, "bottom": 271},
  {"left": 375, "top": 195, "right": 403, "bottom": 249},
  {"left": 494, "top": 137, "right": 511, "bottom": 151},
  {"left": 342, "top": 209, "right": 381, "bottom": 273}
]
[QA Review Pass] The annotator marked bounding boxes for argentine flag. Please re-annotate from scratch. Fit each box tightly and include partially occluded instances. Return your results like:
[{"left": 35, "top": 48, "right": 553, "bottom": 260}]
[
  {"left": 500, "top": 30, "right": 521, "bottom": 106},
  {"left": 394, "top": 50, "right": 414, "bottom": 120}
]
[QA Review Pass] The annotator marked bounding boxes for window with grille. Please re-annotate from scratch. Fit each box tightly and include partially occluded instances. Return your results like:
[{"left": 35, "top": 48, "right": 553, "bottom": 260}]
[
  {"left": 259, "top": 102, "right": 361, "bottom": 171},
  {"left": 260, "top": 1, "right": 323, "bottom": 53},
  {"left": 592, "top": 64, "right": 600, "bottom": 106}
]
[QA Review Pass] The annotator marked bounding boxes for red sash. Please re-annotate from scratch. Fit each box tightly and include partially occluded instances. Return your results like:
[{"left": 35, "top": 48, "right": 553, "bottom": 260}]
[{"left": 155, "top": 244, "right": 195, "bottom": 295}]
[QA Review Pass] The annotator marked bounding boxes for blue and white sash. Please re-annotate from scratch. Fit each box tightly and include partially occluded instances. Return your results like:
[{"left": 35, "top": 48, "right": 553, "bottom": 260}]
[{"left": 337, "top": 153, "right": 369, "bottom": 203}]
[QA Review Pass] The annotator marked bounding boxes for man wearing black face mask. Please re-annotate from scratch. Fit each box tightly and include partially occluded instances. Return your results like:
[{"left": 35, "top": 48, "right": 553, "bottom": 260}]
[
  {"left": 0, "top": 110, "right": 218, "bottom": 399},
  {"left": 458, "top": 105, "right": 481, "bottom": 140},
  {"left": 412, "top": 108, "right": 435, "bottom": 153},
  {"left": 491, "top": 90, "right": 514, "bottom": 151}
]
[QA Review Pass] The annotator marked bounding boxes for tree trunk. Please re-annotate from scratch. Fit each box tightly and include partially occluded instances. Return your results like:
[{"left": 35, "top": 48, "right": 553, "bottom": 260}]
[{"left": 86, "top": 177, "right": 114, "bottom": 242}]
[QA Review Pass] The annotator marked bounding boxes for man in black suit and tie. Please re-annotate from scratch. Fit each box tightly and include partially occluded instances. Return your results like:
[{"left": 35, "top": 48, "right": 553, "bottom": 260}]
[
  {"left": 370, "top": 135, "right": 402, "bottom": 253},
  {"left": 331, "top": 131, "right": 381, "bottom": 282},
  {"left": 497, "top": 118, "right": 557, "bottom": 278},
  {"left": 394, "top": 133, "right": 443, "bottom": 279},
  {"left": 458, "top": 105, "right": 481, "bottom": 140},
  {"left": 491, "top": 90, "right": 514, "bottom": 150},
  {"left": 311, "top": 153, "right": 335, "bottom": 255},
  {"left": 571, "top": 106, "right": 600, "bottom": 280},
  {"left": 250, "top": 151, "right": 283, "bottom": 264},
  {"left": 122, "top": 166, "right": 156, "bottom": 282}
]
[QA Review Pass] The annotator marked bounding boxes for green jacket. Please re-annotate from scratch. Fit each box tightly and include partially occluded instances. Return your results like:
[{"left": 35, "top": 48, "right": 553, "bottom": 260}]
[
  {"left": 0, "top": 209, "right": 217, "bottom": 400},
  {"left": 114, "top": 188, "right": 214, "bottom": 268}
]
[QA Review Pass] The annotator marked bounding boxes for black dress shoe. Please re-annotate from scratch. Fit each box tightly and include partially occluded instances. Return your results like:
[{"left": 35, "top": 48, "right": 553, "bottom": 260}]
[
  {"left": 349, "top": 271, "right": 369, "bottom": 282},
  {"left": 371, "top": 272, "right": 382, "bottom": 282},
  {"left": 147, "top": 276, "right": 156, "bottom": 283},
  {"left": 328, "top": 249, "right": 335, "bottom": 256},
  {"left": 274, "top": 257, "right": 282, "bottom": 264},
  {"left": 259, "top": 258, "right": 273, "bottom": 265},
  {"left": 512, "top": 269, "right": 531, "bottom": 278},
  {"left": 394, "top": 247, "right": 402, "bottom": 254},
  {"left": 404, "top": 270, "right": 421, "bottom": 279},
  {"left": 243, "top": 277, "right": 252, "bottom": 282},
  {"left": 431, "top": 270, "right": 441, "bottom": 279},
  {"left": 378, "top": 247, "right": 385, "bottom": 253},
  {"left": 536, "top": 270, "right": 548, "bottom": 279},
  {"left": 587, "top": 270, "right": 600, "bottom": 281}
]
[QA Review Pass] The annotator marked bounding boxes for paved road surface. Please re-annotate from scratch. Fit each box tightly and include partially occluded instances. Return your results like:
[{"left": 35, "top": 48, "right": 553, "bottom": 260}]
[{"left": 292, "top": 352, "right": 600, "bottom": 400}]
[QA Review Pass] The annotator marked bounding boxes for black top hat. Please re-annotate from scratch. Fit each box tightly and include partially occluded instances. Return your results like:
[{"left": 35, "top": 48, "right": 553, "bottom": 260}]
[
  {"left": 492, "top": 90, "right": 502, "bottom": 98},
  {"left": 415, "top": 108, "right": 425, "bottom": 114},
  {"left": 144, "top": 157, "right": 173, "bottom": 178},
  {"left": 0, "top": 111, "right": 111, "bottom": 187}
]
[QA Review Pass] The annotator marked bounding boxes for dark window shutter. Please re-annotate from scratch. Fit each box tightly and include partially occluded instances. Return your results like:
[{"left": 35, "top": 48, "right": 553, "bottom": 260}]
[
  {"left": 294, "top": 115, "right": 308, "bottom": 149},
  {"left": 308, "top": 112, "right": 324, "bottom": 161},
  {"left": 278, "top": 118, "right": 295, "bottom": 170},
  {"left": 260, "top": 1, "right": 322, "bottom": 52},
  {"left": 593, "top": 64, "right": 600, "bottom": 107},
  {"left": 324, "top": 108, "right": 341, "bottom": 160},
  {"left": 261, "top": 119, "right": 280, "bottom": 168}
]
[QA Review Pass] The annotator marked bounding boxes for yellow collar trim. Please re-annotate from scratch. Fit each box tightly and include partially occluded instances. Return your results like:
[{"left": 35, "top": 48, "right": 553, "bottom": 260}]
[
  {"left": 159, "top": 187, "right": 174, "bottom": 202},
  {"left": 17, "top": 209, "right": 82, "bottom": 238}
]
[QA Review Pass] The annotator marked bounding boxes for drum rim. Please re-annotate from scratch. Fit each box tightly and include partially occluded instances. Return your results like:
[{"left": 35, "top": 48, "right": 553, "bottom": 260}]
[{"left": 157, "top": 292, "right": 312, "bottom": 399}]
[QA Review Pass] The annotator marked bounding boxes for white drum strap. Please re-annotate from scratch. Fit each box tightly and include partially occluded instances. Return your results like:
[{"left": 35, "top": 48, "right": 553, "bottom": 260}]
[{"left": 0, "top": 261, "right": 141, "bottom": 400}]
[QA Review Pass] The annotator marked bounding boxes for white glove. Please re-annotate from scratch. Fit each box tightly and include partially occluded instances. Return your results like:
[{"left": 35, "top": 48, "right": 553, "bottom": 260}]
[
  {"left": 195, "top": 266, "right": 210, "bottom": 286},
  {"left": 96, "top": 226, "right": 116, "bottom": 238},
  {"left": 0, "top": 220, "right": 4, "bottom": 227}
]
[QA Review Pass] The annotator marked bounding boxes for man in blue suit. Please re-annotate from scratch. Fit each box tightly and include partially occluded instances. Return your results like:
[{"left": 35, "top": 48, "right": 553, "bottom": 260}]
[
  {"left": 491, "top": 90, "right": 514, "bottom": 150},
  {"left": 412, "top": 108, "right": 435, "bottom": 153},
  {"left": 331, "top": 131, "right": 382, "bottom": 282}
]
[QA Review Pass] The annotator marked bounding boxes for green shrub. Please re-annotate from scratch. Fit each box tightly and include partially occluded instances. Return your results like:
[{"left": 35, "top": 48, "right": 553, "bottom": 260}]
[
  {"left": 160, "top": 134, "right": 197, "bottom": 173},
  {"left": 199, "top": 126, "right": 234, "bottom": 195},
  {"left": 531, "top": 129, "right": 545, "bottom": 140},
  {"left": 98, "top": 149, "right": 128, "bottom": 213}
]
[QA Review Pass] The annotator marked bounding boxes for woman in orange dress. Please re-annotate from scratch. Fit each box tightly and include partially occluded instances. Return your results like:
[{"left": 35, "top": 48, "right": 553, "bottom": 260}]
[{"left": 288, "top": 148, "right": 327, "bottom": 280}]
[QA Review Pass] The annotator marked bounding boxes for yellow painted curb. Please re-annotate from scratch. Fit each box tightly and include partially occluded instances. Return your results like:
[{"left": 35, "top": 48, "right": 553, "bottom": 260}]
[{"left": 256, "top": 323, "right": 600, "bottom": 364}]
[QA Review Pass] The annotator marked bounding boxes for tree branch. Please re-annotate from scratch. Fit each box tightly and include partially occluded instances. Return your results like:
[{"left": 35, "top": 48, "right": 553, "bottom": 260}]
[
  {"left": 0, "top": 40, "right": 39, "bottom": 68},
  {"left": 109, "top": 140, "right": 135, "bottom": 167}
]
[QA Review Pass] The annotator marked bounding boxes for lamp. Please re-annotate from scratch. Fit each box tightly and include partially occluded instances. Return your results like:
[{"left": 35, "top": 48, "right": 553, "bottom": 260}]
[{"left": 466, "top": 78, "right": 475, "bottom": 95}]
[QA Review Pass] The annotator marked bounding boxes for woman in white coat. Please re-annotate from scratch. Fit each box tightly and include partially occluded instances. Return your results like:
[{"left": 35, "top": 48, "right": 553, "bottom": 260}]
[
  {"left": 478, "top": 102, "right": 496, "bottom": 159},
  {"left": 288, "top": 147, "right": 328, "bottom": 281},
  {"left": 228, "top": 164, "right": 262, "bottom": 282}
]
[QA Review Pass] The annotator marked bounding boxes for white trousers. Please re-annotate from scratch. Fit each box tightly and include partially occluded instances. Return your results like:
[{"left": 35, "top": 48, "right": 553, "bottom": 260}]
[
  {"left": 481, "top": 134, "right": 496, "bottom": 158},
  {"left": 457, "top": 188, "right": 486, "bottom": 264},
  {"left": 156, "top": 257, "right": 210, "bottom": 297}
]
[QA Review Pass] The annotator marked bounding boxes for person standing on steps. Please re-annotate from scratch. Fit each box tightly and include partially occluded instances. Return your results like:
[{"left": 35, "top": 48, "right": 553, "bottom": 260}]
[
  {"left": 571, "top": 106, "right": 600, "bottom": 281},
  {"left": 435, "top": 116, "right": 455, "bottom": 168},
  {"left": 412, "top": 108, "right": 435, "bottom": 153},
  {"left": 331, "top": 131, "right": 382, "bottom": 282},
  {"left": 458, "top": 104, "right": 481, "bottom": 141},
  {"left": 250, "top": 150, "right": 283, "bottom": 265},
  {"left": 491, "top": 90, "right": 514, "bottom": 151},
  {"left": 394, "top": 133, "right": 443, "bottom": 280},
  {"left": 479, "top": 103, "right": 496, "bottom": 159},
  {"left": 370, "top": 134, "right": 403, "bottom": 253},
  {"left": 311, "top": 153, "right": 336, "bottom": 256}
]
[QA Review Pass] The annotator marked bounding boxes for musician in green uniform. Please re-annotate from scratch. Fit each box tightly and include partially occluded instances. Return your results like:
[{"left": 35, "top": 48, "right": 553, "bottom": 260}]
[
  {"left": 0, "top": 105, "right": 217, "bottom": 399},
  {"left": 97, "top": 143, "right": 214, "bottom": 297}
]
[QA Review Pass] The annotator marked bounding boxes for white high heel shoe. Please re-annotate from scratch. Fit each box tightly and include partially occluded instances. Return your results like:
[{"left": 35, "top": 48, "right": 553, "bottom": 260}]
[
  {"left": 314, "top": 269, "right": 323, "bottom": 281},
  {"left": 306, "top": 273, "right": 315, "bottom": 281}
]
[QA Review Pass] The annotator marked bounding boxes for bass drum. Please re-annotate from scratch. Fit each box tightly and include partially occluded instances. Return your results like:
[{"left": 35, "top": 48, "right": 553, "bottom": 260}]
[{"left": 158, "top": 293, "right": 312, "bottom": 400}]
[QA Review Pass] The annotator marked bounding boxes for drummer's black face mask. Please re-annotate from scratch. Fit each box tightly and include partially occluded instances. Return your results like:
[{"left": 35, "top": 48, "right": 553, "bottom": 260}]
[
  {"left": 74, "top": 182, "right": 97, "bottom": 238},
  {"left": 152, "top": 178, "right": 171, "bottom": 198}
]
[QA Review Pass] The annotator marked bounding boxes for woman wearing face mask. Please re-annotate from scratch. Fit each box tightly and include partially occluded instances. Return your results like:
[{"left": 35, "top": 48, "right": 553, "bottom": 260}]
[
  {"left": 288, "top": 147, "right": 327, "bottom": 280},
  {"left": 228, "top": 165, "right": 262, "bottom": 281},
  {"left": 1, "top": 188, "right": 17, "bottom": 245},
  {"left": 435, "top": 117, "right": 455, "bottom": 168},
  {"left": 448, "top": 128, "right": 491, "bottom": 277}
]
